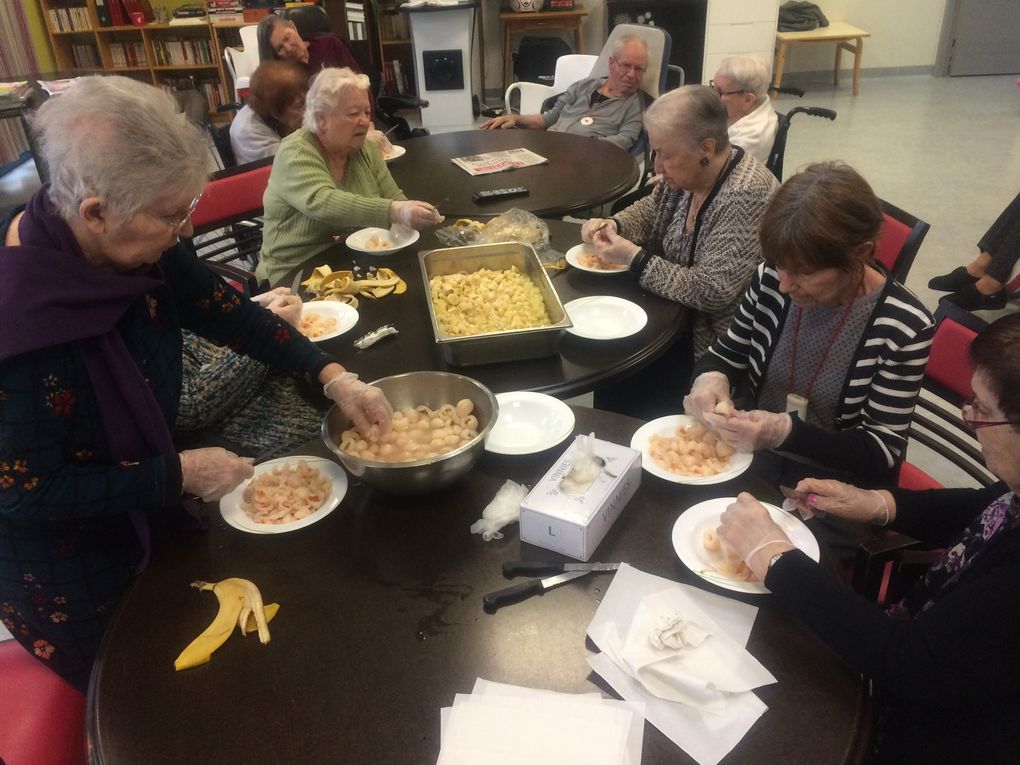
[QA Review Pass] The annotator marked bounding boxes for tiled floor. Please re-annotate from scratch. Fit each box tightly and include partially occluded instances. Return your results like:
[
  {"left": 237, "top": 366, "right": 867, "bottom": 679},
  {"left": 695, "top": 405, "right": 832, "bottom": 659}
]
[{"left": 0, "top": 75, "right": 1013, "bottom": 643}]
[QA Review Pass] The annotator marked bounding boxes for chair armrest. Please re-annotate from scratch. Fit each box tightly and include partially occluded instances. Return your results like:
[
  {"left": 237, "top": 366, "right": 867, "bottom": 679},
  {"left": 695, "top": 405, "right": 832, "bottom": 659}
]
[
  {"left": 504, "top": 81, "right": 556, "bottom": 115},
  {"left": 377, "top": 94, "right": 428, "bottom": 113}
]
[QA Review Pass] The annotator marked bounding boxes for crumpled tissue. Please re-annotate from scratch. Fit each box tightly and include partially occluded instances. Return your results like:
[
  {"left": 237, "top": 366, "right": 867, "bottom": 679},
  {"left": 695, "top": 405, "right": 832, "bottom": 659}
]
[{"left": 470, "top": 479, "right": 528, "bottom": 541}]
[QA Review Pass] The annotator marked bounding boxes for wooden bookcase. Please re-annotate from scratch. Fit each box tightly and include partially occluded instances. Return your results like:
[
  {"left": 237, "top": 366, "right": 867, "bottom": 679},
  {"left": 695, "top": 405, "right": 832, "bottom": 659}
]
[
  {"left": 368, "top": 0, "right": 416, "bottom": 97},
  {"left": 37, "top": 0, "right": 242, "bottom": 116}
]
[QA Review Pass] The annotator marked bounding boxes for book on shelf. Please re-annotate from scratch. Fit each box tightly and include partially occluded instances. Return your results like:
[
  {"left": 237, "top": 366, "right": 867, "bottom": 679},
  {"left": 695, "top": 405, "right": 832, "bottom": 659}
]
[
  {"left": 95, "top": 0, "right": 111, "bottom": 26},
  {"left": 47, "top": 6, "right": 94, "bottom": 32},
  {"left": 108, "top": 0, "right": 126, "bottom": 26}
]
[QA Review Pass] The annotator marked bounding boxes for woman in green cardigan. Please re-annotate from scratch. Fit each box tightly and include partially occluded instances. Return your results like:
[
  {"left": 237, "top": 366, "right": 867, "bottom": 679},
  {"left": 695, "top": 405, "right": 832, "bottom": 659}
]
[{"left": 256, "top": 67, "right": 441, "bottom": 286}]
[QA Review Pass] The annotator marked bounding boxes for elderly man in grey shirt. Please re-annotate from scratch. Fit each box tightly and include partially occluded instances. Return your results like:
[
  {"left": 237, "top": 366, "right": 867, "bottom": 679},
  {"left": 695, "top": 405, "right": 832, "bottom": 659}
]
[{"left": 480, "top": 36, "right": 650, "bottom": 152}]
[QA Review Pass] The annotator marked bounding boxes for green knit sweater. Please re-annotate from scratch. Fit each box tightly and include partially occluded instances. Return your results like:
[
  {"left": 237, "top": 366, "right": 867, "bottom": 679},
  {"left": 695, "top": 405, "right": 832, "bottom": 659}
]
[{"left": 256, "top": 129, "right": 406, "bottom": 285}]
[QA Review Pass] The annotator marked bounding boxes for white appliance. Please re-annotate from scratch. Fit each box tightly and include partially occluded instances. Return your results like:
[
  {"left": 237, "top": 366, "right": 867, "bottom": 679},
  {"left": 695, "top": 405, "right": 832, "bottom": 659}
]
[{"left": 405, "top": 2, "right": 477, "bottom": 131}]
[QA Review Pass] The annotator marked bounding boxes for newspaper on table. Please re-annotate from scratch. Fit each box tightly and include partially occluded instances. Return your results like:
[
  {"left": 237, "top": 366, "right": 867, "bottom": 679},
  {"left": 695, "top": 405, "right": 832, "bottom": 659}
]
[{"left": 451, "top": 147, "right": 548, "bottom": 176}]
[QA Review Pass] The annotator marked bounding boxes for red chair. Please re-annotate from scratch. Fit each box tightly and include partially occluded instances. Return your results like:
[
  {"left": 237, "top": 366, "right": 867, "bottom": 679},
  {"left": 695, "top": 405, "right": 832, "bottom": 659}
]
[
  {"left": 188, "top": 156, "right": 274, "bottom": 294},
  {"left": 854, "top": 302, "right": 993, "bottom": 602},
  {"left": 874, "top": 198, "right": 930, "bottom": 283},
  {"left": 0, "top": 640, "right": 86, "bottom": 765}
]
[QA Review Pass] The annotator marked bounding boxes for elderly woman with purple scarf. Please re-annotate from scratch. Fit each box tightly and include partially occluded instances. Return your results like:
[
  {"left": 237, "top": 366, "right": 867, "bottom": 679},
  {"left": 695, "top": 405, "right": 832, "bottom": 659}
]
[
  {"left": 715, "top": 313, "right": 1020, "bottom": 762},
  {"left": 0, "top": 76, "right": 392, "bottom": 691}
]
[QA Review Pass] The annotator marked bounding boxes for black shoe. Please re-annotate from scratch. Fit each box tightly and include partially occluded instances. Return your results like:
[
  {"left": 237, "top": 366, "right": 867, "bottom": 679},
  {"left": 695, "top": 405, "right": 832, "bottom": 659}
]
[
  {"left": 941, "top": 283, "right": 1007, "bottom": 311},
  {"left": 928, "top": 265, "right": 979, "bottom": 292}
]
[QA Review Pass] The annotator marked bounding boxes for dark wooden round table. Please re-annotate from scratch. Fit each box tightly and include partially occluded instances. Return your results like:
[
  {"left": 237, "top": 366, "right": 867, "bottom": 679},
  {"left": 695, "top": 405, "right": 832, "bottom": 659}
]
[
  {"left": 88, "top": 407, "right": 868, "bottom": 765},
  {"left": 388, "top": 130, "right": 641, "bottom": 218},
  {"left": 293, "top": 219, "right": 687, "bottom": 399}
]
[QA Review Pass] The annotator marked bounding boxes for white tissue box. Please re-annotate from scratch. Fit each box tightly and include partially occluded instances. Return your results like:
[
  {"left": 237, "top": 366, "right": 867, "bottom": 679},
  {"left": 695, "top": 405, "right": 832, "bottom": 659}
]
[{"left": 519, "top": 438, "right": 641, "bottom": 561}]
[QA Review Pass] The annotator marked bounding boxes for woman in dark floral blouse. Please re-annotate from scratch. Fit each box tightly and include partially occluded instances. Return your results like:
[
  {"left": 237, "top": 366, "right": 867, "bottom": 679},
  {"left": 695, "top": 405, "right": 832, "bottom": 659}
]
[{"left": 0, "top": 76, "right": 392, "bottom": 691}]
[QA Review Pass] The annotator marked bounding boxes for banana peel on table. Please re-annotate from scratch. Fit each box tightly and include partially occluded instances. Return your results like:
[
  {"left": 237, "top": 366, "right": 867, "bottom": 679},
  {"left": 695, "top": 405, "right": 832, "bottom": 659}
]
[
  {"left": 301, "top": 266, "right": 408, "bottom": 308},
  {"left": 174, "top": 578, "right": 280, "bottom": 672}
]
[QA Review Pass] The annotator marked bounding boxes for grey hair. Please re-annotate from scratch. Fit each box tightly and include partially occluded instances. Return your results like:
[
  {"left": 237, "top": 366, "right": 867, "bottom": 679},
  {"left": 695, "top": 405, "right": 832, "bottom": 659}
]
[
  {"left": 303, "top": 67, "right": 371, "bottom": 133},
  {"left": 716, "top": 55, "right": 770, "bottom": 103},
  {"left": 256, "top": 13, "right": 289, "bottom": 63},
  {"left": 612, "top": 34, "right": 648, "bottom": 60},
  {"left": 644, "top": 85, "right": 730, "bottom": 155},
  {"left": 29, "top": 75, "right": 209, "bottom": 222}
]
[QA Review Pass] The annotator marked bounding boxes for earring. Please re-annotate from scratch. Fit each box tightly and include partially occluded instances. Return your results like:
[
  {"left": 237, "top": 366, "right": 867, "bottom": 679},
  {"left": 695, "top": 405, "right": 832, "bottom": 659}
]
[{"left": 699, "top": 156, "right": 710, "bottom": 167}]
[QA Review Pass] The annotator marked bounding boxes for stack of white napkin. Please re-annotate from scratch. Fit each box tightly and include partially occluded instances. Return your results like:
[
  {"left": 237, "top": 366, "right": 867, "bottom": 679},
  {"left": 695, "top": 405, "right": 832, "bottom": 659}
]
[
  {"left": 587, "top": 564, "right": 777, "bottom": 765},
  {"left": 437, "top": 678, "right": 646, "bottom": 764}
]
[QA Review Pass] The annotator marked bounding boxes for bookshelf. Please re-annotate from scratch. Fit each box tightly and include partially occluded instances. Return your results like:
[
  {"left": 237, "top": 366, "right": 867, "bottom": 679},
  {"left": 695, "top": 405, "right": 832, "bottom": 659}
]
[
  {"left": 369, "top": 0, "right": 415, "bottom": 97},
  {"left": 37, "top": 0, "right": 237, "bottom": 115}
]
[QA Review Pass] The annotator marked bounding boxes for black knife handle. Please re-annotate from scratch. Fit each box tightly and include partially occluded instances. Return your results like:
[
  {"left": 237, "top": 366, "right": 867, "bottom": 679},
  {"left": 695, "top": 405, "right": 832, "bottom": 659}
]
[
  {"left": 483, "top": 579, "right": 545, "bottom": 613},
  {"left": 502, "top": 561, "right": 563, "bottom": 579}
]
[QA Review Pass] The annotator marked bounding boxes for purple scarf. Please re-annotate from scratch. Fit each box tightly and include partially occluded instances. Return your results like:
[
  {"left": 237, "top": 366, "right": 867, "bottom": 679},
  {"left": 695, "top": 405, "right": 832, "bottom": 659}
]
[
  {"left": 888, "top": 491, "right": 1020, "bottom": 618},
  {"left": 0, "top": 188, "right": 184, "bottom": 568}
]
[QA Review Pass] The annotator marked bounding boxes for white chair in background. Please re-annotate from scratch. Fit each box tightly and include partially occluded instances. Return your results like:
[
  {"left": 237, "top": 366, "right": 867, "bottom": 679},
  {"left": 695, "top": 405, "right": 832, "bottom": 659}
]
[
  {"left": 224, "top": 25, "right": 261, "bottom": 102},
  {"left": 503, "top": 53, "right": 597, "bottom": 115}
]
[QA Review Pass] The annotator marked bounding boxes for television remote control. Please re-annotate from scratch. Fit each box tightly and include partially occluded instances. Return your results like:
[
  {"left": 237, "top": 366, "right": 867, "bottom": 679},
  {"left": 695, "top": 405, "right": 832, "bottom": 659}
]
[{"left": 472, "top": 186, "right": 530, "bottom": 202}]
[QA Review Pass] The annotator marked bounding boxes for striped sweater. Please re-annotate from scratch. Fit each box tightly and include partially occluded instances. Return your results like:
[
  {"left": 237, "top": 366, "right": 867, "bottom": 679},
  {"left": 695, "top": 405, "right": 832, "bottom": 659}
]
[
  {"left": 694, "top": 264, "right": 935, "bottom": 478},
  {"left": 256, "top": 129, "right": 406, "bottom": 286}
]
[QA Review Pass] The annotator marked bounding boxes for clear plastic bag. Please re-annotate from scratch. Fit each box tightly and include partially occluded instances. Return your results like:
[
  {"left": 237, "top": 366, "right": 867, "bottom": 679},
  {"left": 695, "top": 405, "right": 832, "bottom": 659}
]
[{"left": 435, "top": 208, "right": 551, "bottom": 253}]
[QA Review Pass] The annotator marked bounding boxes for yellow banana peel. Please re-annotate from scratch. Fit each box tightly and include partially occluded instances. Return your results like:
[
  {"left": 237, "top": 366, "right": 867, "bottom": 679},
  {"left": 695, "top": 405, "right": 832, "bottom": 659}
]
[
  {"left": 174, "top": 578, "right": 279, "bottom": 672},
  {"left": 301, "top": 264, "right": 407, "bottom": 303}
]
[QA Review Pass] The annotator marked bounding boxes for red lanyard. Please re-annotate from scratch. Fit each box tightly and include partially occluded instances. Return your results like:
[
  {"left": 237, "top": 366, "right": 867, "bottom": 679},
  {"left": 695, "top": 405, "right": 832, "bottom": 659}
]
[{"left": 787, "top": 292, "right": 859, "bottom": 399}]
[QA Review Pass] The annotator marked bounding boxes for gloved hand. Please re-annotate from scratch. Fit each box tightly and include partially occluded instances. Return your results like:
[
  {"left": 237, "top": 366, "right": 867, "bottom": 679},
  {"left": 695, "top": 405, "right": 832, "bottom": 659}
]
[
  {"left": 581, "top": 217, "right": 617, "bottom": 244},
  {"left": 717, "top": 492, "right": 795, "bottom": 580},
  {"left": 365, "top": 127, "right": 394, "bottom": 155},
  {"left": 251, "top": 287, "right": 301, "bottom": 328},
  {"left": 683, "top": 371, "right": 733, "bottom": 424},
  {"left": 323, "top": 372, "right": 394, "bottom": 438},
  {"left": 389, "top": 200, "right": 443, "bottom": 230},
  {"left": 705, "top": 408, "right": 792, "bottom": 452},
  {"left": 180, "top": 448, "right": 255, "bottom": 502},
  {"left": 793, "top": 478, "right": 893, "bottom": 525},
  {"left": 592, "top": 229, "right": 641, "bottom": 267}
]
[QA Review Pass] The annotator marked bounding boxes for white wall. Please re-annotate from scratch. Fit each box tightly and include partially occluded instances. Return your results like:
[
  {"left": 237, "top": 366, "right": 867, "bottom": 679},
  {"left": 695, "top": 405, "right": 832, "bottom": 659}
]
[{"left": 781, "top": 0, "right": 947, "bottom": 72}]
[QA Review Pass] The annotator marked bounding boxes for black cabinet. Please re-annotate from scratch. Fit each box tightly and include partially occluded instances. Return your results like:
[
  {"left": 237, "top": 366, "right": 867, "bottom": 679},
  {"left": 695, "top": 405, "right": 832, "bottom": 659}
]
[{"left": 606, "top": 0, "right": 707, "bottom": 85}]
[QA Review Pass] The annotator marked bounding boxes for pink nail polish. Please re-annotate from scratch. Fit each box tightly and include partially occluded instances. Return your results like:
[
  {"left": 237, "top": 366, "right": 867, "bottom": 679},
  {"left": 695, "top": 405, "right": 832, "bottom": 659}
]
[{"left": 807, "top": 494, "right": 818, "bottom": 507}]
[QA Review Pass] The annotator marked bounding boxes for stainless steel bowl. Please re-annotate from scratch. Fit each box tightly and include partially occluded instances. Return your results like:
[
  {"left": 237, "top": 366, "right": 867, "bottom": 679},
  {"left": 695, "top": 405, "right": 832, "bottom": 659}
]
[{"left": 322, "top": 371, "right": 499, "bottom": 495}]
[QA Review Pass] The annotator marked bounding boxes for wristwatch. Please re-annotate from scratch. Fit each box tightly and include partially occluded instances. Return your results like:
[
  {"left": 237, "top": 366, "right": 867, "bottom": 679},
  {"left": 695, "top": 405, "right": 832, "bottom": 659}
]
[{"left": 768, "top": 550, "right": 788, "bottom": 569}]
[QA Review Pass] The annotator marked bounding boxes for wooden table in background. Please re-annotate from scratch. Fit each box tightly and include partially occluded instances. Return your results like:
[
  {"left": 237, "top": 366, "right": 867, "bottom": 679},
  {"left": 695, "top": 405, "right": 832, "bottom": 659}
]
[
  {"left": 773, "top": 22, "right": 871, "bottom": 96},
  {"left": 500, "top": 7, "right": 587, "bottom": 89}
]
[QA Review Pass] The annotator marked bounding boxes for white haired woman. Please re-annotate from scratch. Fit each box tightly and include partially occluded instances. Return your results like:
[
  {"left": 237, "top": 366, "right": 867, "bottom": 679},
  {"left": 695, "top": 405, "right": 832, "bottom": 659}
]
[
  {"left": 0, "top": 76, "right": 391, "bottom": 690},
  {"left": 711, "top": 54, "right": 778, "bottom": 164},
  {"left": 581, "top": 85, "right": 779, "bottom": 418},
  {"left": 256, "top": 67, "right": 441, "bottom": 286}
]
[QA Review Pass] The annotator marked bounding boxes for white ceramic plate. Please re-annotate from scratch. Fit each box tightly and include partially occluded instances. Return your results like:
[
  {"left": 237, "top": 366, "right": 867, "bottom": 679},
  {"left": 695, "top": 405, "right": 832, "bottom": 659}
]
[
  {"left": 485, "top": 391, "right": 575, "bottom": 455},
  {"left": 220, "top": 456, "right": 348, "bottom": 535},
  {"left": 383, "top": 144, "right": 406, "bottom": 161},
  {"left": 299, "top": 301, "right": 359, "bottom": 342},
  {"left": 563, "top": 296, "right": 647, "bottom": 340},
  {"left": 564, "top": 243, "right": 627, "bottom": 274},
  {"left": 671, "top": 497, "right": 820, "bottom": 594},
  {"left": 630, "top": 414, "right": 752, "bottom": 485},
  {"left": 346, "top": 226, "right": 420, "bottom": 254}
]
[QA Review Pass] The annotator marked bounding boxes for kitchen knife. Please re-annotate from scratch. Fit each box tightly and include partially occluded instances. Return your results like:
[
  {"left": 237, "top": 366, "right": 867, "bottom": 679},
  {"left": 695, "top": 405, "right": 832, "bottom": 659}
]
[
  {"left": 483, "top": 570, "right": 592, "bottom": 613},
  {"left": 502, "top": 561, "right": 619, "bottom": 579},
  {"left": 289, "top": 269, "right": 304, "bottom": 297}
]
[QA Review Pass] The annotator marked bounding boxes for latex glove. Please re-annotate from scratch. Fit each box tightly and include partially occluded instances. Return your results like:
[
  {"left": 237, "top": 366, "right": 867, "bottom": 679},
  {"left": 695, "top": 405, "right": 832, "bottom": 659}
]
[
  {"left": 682, "top": 371, "right": 733, "bottom": 424},
  {"left": 592, "top": 228, "right": 641, "bottom": 267},
  {"left": 390, "top": 200, "right": 443, "bottom": 230},
  {"left": 705, "top": 408, "right": 792, "bottom": 452},
  {"left": 581, "top": 217, "right": 617, "bottom": 244},
  {"left": 717, "top": 492, "right": 795, "bottom": 580},
  {"left": 251, "top": 287, "right": 301, "bottom": 328},
  {"left": 180, "top": 448, "right": 255, "bottom": 502},
  {"left": 323, "top": 372, "right": 394, "bottom": 438},
  {"left": 793, "top": 478, "right": 893, "bottom": 525},
  {"left": 365, "top": 127, "right": 393, "bottom": 155}
]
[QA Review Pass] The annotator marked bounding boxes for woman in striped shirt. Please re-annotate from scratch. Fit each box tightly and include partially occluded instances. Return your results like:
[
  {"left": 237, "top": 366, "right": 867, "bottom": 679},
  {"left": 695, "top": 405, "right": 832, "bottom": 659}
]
[{"left": 685, "top": 162, "right": 934, "bottom": 494}]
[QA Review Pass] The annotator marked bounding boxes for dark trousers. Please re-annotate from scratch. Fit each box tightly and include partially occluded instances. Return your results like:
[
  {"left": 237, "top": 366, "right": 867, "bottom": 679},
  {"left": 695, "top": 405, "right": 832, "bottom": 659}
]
[
  {"left": 979, "top": 191, "right": 1020, "bottom": 283},
  {"left": 593, "top": 336, "right": 695, "bottom": 421}
]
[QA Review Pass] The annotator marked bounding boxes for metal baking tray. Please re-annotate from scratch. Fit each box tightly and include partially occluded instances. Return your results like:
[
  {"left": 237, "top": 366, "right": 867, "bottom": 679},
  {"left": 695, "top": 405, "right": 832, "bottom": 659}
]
[{"left": 419, "top": 242, "right": 571, "bottom": 366}]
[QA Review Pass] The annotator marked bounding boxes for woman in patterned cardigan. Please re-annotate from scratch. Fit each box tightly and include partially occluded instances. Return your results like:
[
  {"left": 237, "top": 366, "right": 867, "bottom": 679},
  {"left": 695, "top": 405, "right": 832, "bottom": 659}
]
[
  {"left": 581, "top": 85, "right": 779, "bottom": 418},
  {"left": 0, "top": 76, "right": 392, "bottom": 690},
  {"left": 685, "top": 162, "right": 934, "bottom": 499}
]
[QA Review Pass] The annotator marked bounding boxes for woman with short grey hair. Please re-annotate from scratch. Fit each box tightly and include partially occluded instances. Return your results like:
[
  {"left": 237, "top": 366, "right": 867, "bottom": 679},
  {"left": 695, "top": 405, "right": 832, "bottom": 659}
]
[
  {"left": 711, "top": 54, "right": 778, "bottom": 163},
  {"left": 0, "top": 75, "right": 392, "bottom": 690},
  {"left": 257, "top": 67, "right": 442, "bottom": 286},
  {"left": 581, "top": 84, "right": 779, "bottom": 419}
]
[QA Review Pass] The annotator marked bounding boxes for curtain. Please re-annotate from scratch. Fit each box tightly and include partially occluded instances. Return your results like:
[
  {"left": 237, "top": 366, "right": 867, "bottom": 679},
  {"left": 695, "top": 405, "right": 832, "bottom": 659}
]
[{"left": 0, "top": 1, "right": 42, "bottom": 164}]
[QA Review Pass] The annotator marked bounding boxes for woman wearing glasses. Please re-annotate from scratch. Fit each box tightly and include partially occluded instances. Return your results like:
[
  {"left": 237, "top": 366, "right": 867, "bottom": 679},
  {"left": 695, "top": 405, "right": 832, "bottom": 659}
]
[
  {"left": 715, "top": 312, "right": 1020, "bottom": 762},
  {"left": 0, "top": 76, "right": 392, "bottom": 690}
]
